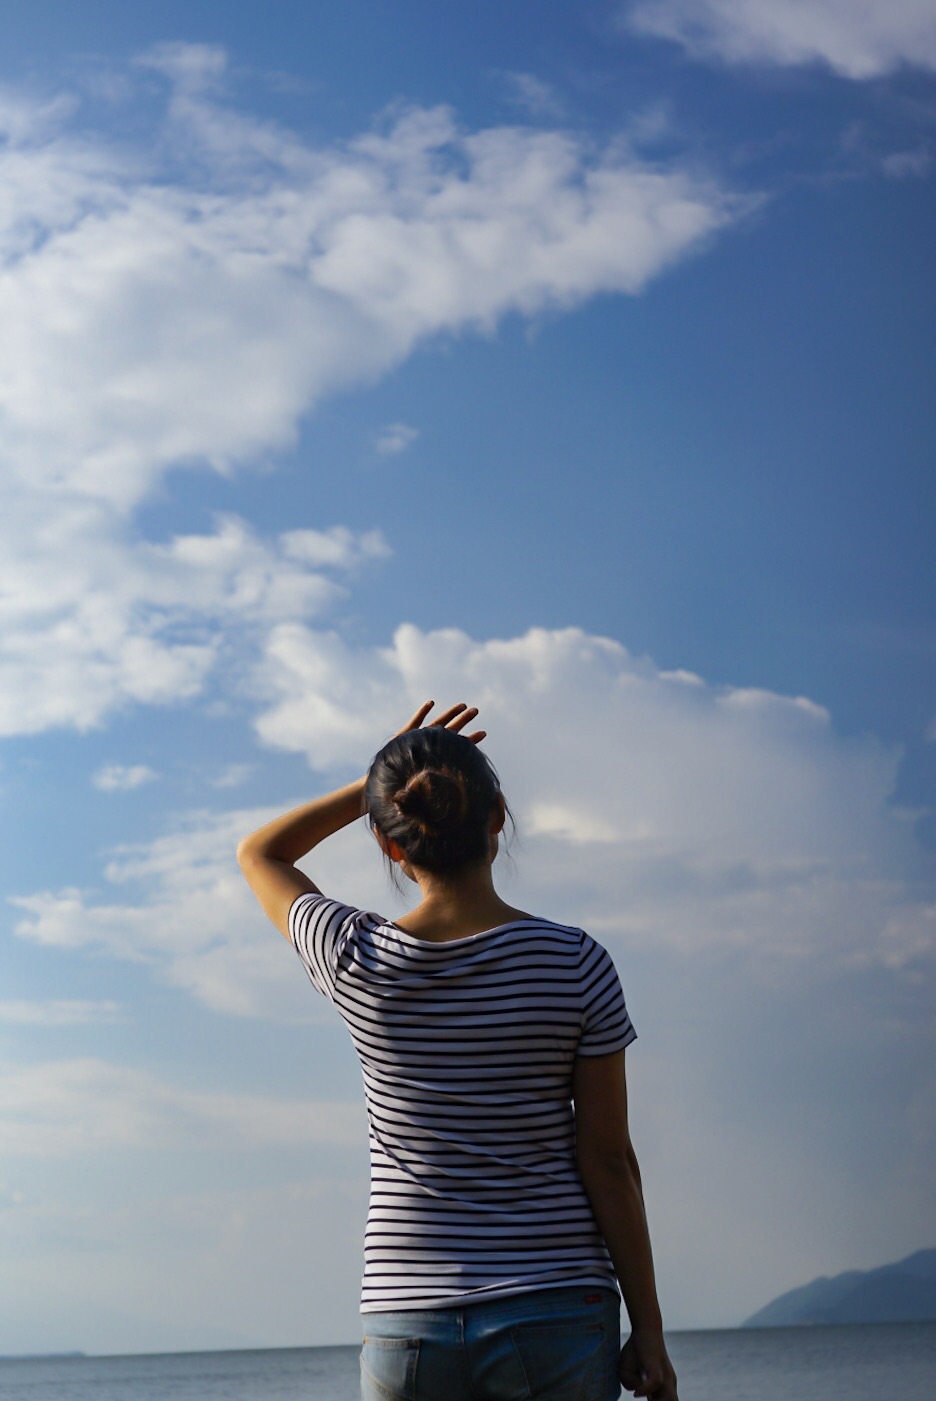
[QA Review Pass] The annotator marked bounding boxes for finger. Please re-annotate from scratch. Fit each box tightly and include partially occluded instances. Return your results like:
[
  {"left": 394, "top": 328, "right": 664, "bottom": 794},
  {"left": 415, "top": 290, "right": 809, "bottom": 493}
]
[
  {"left": 633, "top": 1367, "right": 665, "bottom": 1400},
  {"left": 464, "top": 729, "right": 486, "bottom": 745},
  {"left": 446, "top": 706, "right": 479, "bottom": 733},
  {"left": 402, "top": 700, "right": 434, "bottom": 731},
  {"left": 430, "top": 702, "right": 469, "bottom": 728},
  {"left": 618, "top": 1342, "right": 642, "bottom": 1390}
]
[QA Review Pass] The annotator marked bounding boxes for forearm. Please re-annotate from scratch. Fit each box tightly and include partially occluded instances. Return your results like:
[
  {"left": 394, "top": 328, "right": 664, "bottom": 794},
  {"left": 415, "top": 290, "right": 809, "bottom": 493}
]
[
  {"left": 237, "top": 776, "right": 367, "bottom": 868},
  {"left": 579, "top": 1148, "right": 664, "bottom": 1334}
]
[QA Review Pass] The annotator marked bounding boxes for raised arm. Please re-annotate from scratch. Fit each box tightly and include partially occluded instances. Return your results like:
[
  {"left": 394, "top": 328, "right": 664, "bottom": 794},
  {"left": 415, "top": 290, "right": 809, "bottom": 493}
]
[
  {"left": 236, "top": 776, "right": 367, "bottom": 937},
  {"left": 572, "top": 1050, "right": 678, "bottom": 1401},
  {"left": 237, "top": 702, "right": 485, "bottom": 937}
]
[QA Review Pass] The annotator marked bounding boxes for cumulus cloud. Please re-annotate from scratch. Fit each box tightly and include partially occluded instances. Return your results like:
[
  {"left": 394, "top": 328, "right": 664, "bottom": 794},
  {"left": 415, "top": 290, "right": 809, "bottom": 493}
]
[
  {"left": 0, "top": 60, "right": 739, "bottom": 509},
  {"left": 15, "top": 622, "right": 934, "bottom": 1010},
  {"left": 0, "top": 51, "right": 743, "bottom": 739},
  {"left": 0, "top": 509, "right": 388, "bottom": 735},
  {"left": 248, "top": 620, "right": 936, "bottom": 978},
  {"left": 254, "top": 624, "right": 876, "bottom": 851},
  {"left": 623, "top": 0, "right": 936, "bottom": 79},
  {"left": 92, "top": 764, "right": 158, "bottom": 792}
]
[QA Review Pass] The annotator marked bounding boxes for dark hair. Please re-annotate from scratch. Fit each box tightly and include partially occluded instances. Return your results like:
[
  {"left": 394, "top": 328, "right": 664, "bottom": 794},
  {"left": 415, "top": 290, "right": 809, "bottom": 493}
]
[{"left": 365, "top": 727, "right": 508, "bottom": 877}]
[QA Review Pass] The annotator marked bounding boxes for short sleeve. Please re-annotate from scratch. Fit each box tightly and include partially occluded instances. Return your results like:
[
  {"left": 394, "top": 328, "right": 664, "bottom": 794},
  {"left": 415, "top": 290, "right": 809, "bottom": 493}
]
[
  {"left": 288, "top": 892, "right": 364, "bottom": 1003},
  {"left": 578, "top": 934, "right": 637, "bottom": 1057}
]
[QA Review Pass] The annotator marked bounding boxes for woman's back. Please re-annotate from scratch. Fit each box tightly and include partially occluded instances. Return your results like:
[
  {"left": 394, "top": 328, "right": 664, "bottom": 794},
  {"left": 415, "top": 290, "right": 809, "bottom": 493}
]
[{"left": 290, "top": 894, "right": 636, "bottom": 1311}]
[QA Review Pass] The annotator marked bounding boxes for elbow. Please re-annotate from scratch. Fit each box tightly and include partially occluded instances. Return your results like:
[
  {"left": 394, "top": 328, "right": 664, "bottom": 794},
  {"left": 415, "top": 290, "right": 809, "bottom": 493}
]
[
  {"left": 236, "top": 835, "right": 262, "bottom": 872},
  {"left": 578, "top": 1145, "right": 629, "bottom": 1180},
  {"left": 577, "top": 1140, "right": 642, "bottom": 1193}
]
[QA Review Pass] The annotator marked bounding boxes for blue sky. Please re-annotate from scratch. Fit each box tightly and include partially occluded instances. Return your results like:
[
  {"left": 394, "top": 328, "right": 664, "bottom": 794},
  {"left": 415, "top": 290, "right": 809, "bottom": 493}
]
[{"left": 0, "top": 0, "right": 934, "bottom": 1356}]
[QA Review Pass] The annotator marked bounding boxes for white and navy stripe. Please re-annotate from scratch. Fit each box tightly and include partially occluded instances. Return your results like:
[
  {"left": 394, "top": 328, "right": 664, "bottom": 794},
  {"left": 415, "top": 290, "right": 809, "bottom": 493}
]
[{"left": 289, "top": 893, "right": 636, "bottom": 1312}]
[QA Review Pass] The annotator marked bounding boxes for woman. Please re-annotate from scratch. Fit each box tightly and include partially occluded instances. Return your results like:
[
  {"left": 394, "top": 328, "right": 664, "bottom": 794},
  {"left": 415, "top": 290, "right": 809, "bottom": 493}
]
[{"left": 238, "top": 701, "right": 678, "bottom": 1401}]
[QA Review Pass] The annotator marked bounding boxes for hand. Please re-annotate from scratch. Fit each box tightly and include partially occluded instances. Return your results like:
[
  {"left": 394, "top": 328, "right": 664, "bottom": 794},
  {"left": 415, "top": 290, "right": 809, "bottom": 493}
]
[
  {"left": 393, "top": 700, "right": 486, "bottom": 745},
  {"left": 619, "top": 1332, "right": 678, "bottom": 1401}
]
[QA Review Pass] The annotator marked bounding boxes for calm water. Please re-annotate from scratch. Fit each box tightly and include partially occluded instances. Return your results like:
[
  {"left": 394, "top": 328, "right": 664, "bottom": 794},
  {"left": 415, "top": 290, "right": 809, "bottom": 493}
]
[{"left": 2, "top": 1322, "right": 933, "bottom": 1400}]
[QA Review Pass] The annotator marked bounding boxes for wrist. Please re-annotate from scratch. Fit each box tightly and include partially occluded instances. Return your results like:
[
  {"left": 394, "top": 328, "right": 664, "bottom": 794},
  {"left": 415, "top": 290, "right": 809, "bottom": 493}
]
[{"left": 626, "top": 1315, "right": 664, "bottom": 1339}]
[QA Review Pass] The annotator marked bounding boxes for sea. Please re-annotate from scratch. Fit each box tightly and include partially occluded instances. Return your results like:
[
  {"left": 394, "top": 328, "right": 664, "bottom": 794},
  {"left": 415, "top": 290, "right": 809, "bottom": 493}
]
[{"left": 1, "top": 1322, "right": 933, "bottom": 1400}]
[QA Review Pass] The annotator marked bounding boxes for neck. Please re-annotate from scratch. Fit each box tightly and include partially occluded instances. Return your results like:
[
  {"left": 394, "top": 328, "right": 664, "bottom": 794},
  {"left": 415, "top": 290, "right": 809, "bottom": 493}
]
[{"left": 396, "top": 862, "right": 529, "bottom": 941}]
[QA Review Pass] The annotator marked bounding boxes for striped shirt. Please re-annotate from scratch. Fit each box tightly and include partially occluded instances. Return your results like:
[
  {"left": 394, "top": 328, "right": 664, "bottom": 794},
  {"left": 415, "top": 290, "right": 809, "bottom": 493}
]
[{"left": 289, "top": 893, "right": 636, "bottom": 1312}]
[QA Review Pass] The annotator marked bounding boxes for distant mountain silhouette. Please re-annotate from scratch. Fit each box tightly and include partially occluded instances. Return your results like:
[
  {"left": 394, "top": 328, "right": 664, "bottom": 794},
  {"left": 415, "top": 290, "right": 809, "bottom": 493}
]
[
  {"left": 743, "top": 1249, "right": 936, "bottom": 1327},
  {"left": 0, "top": 1352, "right": 86, "bottom": 1360}
]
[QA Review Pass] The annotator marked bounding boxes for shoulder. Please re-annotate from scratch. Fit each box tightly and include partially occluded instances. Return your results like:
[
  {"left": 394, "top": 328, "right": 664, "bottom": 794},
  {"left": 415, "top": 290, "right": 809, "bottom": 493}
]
[
  {"left": 288, "top": 891, "right": 386, "bottom": 952},
  {"left": 510, "top": 914, "right": 587, "bottom": 941},
  {"left": 288, "top": 892, "right": 394, "bottom": 999},
  {"left": 520, "top": 920, "right": 617, "bottom": 966},
  {"left": 496, "top": 918, "right": 606, "bottom": 973}
]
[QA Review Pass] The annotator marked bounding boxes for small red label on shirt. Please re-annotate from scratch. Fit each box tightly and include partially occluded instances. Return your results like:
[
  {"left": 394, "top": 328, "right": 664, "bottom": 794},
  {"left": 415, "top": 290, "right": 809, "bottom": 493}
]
[{"left": 584, "top": 1294, "right": 603, "bottom": 1304}]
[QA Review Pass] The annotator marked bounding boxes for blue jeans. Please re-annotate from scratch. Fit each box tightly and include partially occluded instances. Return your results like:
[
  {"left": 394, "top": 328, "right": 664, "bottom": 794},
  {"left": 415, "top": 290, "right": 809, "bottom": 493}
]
[{"left": 360, "top": 1286, "right": 621, "bottom": 1400}]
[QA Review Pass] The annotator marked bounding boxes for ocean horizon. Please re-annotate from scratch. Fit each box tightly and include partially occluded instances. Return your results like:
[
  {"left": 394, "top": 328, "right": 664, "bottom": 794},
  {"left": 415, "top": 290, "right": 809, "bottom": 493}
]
[{"left": 2, "top": 1320, "right": 933, "bottom": 1400}]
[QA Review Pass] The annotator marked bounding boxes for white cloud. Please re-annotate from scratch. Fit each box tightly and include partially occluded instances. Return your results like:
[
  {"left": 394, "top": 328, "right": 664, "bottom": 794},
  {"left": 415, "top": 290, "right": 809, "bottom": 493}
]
[
  {"left": 499, "top": 72, "right": 566, "bottom": 121},
  {"left": 881, "top": 148, "right": 933, "bottom": 179},
  {"left": 837, "top": 121, "right": 936, "bottom": 181},
  {"left": 9, "top": 797, "right": 408, "bottom": 1021},
  {"left": 10, "top": 808, "right": 308, "bottom": 1018},
  {"left": 0, "top": 509, "right": 387, "bottom": 735},
  {"left": 375, "top": 422, "right": 421, "bottom": 456},
  {"left": 0, "top": 1057, "right": 364, "bottom": 1157},
  {"left": 92, "top": 764, "right": 158, "bottom": 793},
  {"left": 623, "top": 0, "right": 936, "bottom": 78},
  {"left": 15, "top": 622, "right": 933, "bottom": 1009},
  {"left": 210, "top": 763, "right": 255, "bottom": 789},
  {"left": 250, "top": 620, "right": 934, "bottom": 971},
  {"left": 0, "top": 54, "right": 742, "bottom": 740},
  {"left": 0, "top": 62, "right": 739, "bottom": 510},
  {"left": 136, "top": 41, "right": 229, "bottom": 92},
  {"left": 10, "top": 790, "right": 402, "bottom": 1020},
  {"left": 0, "top": 1000, "right": 120, "bottom": 1026},
  {"left": 527, "top": 802, "right": 622, "bottom": 845}
]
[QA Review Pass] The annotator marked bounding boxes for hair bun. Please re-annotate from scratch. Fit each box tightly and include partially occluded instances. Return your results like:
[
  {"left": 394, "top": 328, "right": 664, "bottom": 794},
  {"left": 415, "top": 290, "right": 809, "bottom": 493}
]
[
  {"left": 365, "top": 725, "right": 507, "bottom": 878},
  {"left": 394, "top": 768, "right": 467, "bottom": 832}
]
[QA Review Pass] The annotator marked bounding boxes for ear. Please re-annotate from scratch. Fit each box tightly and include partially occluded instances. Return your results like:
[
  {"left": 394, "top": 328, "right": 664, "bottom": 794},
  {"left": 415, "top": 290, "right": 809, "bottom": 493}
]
[
  {"left": 489, "top": 794, "right": 506, "bottom": 835},
  {"left": 373, "top": 825, "right": 407, "bottom": 865}
]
